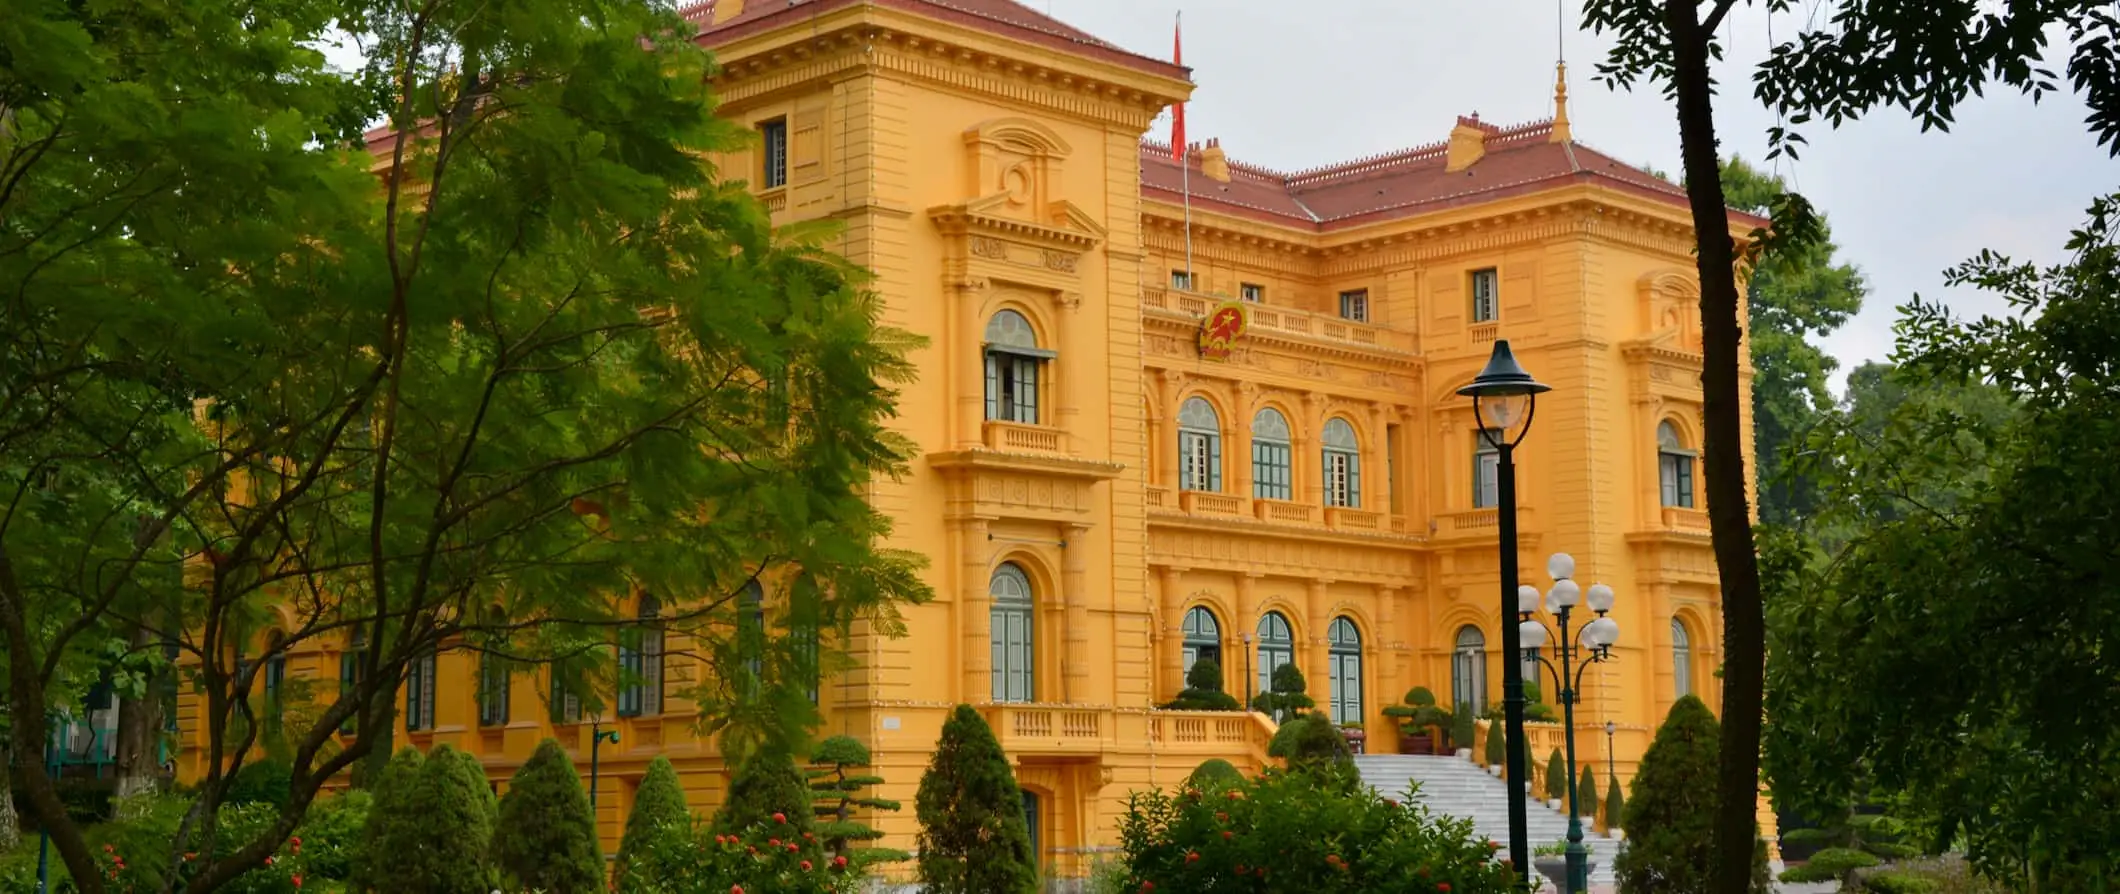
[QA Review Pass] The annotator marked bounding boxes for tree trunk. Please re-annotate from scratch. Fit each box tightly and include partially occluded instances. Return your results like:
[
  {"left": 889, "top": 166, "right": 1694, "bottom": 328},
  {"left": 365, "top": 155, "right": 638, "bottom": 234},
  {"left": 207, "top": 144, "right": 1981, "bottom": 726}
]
[
  {"left": 113, "top": 624, "right": 164, "bottom": 806},
  {"left": 0, "top": 713, "right": 17, "bottom": 851},
  {"left": 1664, "top": 2, "right": 1769, "bottom": 892},
  {"left": 0, "top": 546, "right": 105, "bottom": 894}
]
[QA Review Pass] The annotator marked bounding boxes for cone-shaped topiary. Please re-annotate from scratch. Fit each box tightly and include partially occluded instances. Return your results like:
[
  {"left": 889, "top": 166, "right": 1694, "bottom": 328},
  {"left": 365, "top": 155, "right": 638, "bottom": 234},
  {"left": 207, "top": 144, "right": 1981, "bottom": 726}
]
[
  {"left": 1450, "top": 702, "right": 1477, "bottom": 752},
  {"left": 453, "top": 747, "right": 499, "bottom": 827},
  {"left": 351, "top": 746, "right": 424, "bottom": 893},
  {"left": 1578, "top": 764, "right": 1600, "bottom": 822},
  {"left": 714, "top": 748, "right": 814, "bottom": 836},
  {"left": 1545, "top": 748, "right": 1567, "bottom": 800},
  {"left": 1612, "top": 695, "right": 1771, "bottom": 892},
  {"left": 1484, "top": 718, "right": 1506, "bottom": 768},
  {"left": 495, "top": 738, "right": 602, "bottom": 894},
  {"left": 395, "top": 744, "right": 497, "bottom": 894},
  {"left": 1184, "top": 758, "right": 1243, "bottom": 790},
  {"left": 807, "top": 735, "right": 907, "bottom": 869},
  {"left": 1605, "top": 776, "right": 1625, "bottom": 831},
  {"left": 915, "top": 705, "right": 1037, "bottom": 894},
  {"left": 616, "top": 755, "right": 691, "bottom": 893}
]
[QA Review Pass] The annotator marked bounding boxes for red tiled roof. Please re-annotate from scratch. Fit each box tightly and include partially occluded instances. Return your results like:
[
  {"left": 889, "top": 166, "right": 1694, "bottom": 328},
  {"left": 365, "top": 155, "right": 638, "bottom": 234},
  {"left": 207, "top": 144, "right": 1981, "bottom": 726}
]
[
  {"left": 1143, "top": 120, "right": 1764, "bottom": 232},
  {"left": 684, "top": 0, "right": 1187, "bottom": 81}
]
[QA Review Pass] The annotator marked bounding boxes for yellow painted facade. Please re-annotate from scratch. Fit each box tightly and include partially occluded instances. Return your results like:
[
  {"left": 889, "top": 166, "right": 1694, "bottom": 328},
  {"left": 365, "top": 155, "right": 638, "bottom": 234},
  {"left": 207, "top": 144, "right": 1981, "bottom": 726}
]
[{"left": 177, "top": 0, "right": 1775, "bottom": 871}]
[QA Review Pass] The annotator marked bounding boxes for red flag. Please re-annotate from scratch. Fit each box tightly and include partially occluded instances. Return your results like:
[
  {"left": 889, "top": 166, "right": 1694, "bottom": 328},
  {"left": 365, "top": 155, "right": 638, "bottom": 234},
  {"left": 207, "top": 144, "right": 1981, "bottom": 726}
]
[{"left": 1170, "top": 14, "right": 1186, "bottom": 162}]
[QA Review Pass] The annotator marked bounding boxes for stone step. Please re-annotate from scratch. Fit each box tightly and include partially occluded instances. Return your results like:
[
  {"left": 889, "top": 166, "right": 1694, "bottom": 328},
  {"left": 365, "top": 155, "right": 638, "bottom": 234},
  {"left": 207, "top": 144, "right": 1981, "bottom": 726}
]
[{"left": 1353, "top": 754, "right": 1620, "bottom": 886}]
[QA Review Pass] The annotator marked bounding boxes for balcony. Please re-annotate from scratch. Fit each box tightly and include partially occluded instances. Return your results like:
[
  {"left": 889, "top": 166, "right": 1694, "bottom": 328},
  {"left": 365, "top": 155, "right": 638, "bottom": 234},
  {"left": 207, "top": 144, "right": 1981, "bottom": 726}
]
[
  {"left": 1469, "top": 321, "right": 1499, "bottom": 345},
  {"left": 981, "top": 703, "right": 1107, "bottom": 755},
  {"left": 1143, "top": 709, "right": 1278, "bottom": 761},
  {"left": 1141, "top": 286, "right": 1415, "bottom": 353},
  {"left": 1660, "top": 506, "right": 1712, "bottom": 532},
  {"left": 983, "top": 420, "right": 1066, "bottom": 454},
  {"left": 1325, "top": 506, "right": 1382, "bottom": 531},
  {"left": 1253, "top": 499, "right": 1315, "bottom": 524},
  {"left": 1180, "top": 490, "right": 1245, "bottom": 516}
]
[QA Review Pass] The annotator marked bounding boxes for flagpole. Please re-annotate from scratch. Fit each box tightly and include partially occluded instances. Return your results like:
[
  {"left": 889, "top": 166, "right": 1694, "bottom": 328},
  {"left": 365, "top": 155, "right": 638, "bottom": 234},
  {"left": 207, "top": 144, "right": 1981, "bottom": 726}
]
[{"left": 1175, "top": 10, "right": 1193, "bottom": 288}]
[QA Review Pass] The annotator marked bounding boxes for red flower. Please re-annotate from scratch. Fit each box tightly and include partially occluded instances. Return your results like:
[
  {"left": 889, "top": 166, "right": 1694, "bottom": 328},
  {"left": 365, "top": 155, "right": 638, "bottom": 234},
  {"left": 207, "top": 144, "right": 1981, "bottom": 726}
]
[
  {"left": 103, "top": 845, "right": 115, "bottom": 854},
  {"left": 1439, "top": 885, "right": 1452, "bottom": 893},
  {"left": 746, "top": 846, "right": 757, "bottom": 855},
  {"left": 833, "top": 855, "right": 848, "bottom": 868},
  {"left": 1138, "top": 883, "right": 1154, "bottom": 893},
  {"left": 769, "top": 838, "right": 782, "bottom": 847},
  {"left": 785, "top": 843, "right": 799, "bottom": 853},
  {"left": 1221, "top": 830, "right": 1232, "bottom": 840},
  {"left": 1235, "top": 865, "right": 1247, "bottom": 874},
  {"left": 1184, "top": 851, "right": 1199, "bottom": 864},
  {"left": 801, "top": 860, "right": 813, "bottom": 871},
  {"left": 773, "top": 812, "right": 787, "bottom": 824},
  {"left": 292, "top": 875, "right": 304, "bottom": 888},
  {"left": 1215, "top": 811, "right": 1229, "bottom": 822},
  {"left": 265, "top": 857, "right": 276, "bottom": 866},
  {"left": 731, "top": 886, "right": 745, "bottom": 894}
]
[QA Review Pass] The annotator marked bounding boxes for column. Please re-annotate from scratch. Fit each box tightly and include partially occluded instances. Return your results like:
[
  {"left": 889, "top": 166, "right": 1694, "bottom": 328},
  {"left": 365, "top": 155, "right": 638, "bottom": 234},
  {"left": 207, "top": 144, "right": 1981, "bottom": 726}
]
[
  {"left": 1364, "top": 403, "right": 1387, "bottom": 515},
  {"left": 1305, "top": 579, "right": 1330, "bottom": 712},
  {"left": 1055, "top": 292, "right": 1082, "bottom": 449},
  {"left": 1154, "top": 371, "right": 1183, "bottom": 492},
  {"left": 1231, "top": 383, "right": 1256, "bottom": 501},
  {"left": 1157, "top": 566, "right": 1185, "bottom": 704},
  {"left": 1377, "top": 585, "right": 1400, "bottom": 731},
  {"left": 1299, "top": 393, "right": 1326, "bottom": 506},
  {"left": 1236, "top": 574, "right": 1261, "bottom": 705},
  {"left": 961, "top": 518, "right": 992, "bottom": 700},
  {"left": 1062, "top": 522, "right": 1092, "bottom": 703},
  {"left": 955, "top": 279, "right": 990, "bottom": 449}
]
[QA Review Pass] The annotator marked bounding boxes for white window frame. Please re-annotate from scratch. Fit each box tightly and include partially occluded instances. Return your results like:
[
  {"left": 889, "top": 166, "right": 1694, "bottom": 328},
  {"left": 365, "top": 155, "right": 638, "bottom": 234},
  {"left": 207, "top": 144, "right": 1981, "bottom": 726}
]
[
  {"left": 1338, "top": 289, "right": 1369, "bottom": 322},
  {"left": 1471, "top": 268, "right": 1499, "bottom": 322}
]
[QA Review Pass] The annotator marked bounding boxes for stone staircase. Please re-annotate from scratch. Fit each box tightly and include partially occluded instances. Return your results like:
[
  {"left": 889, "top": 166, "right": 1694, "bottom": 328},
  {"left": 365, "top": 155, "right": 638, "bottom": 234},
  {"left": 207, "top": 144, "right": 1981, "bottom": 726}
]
[{"left": 1354, "top": 753, "right": 1620, "bottom": 887}]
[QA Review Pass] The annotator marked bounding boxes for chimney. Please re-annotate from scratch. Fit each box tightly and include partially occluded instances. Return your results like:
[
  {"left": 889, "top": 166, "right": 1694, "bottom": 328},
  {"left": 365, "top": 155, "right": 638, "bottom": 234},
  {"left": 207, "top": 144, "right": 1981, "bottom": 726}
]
[
  {"left": 1445, "top": 114, "right": 1487, "bottom": 172},
  {"left": 1201, "top": 139, "right": 1230, "bottom": 183},
  {"left": 713, "top": 0, "right": 745, "bottom": 23}
]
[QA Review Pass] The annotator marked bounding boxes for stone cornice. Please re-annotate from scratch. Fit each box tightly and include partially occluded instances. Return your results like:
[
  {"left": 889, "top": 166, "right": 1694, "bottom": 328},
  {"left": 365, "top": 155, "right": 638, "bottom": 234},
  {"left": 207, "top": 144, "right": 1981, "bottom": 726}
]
[
  {"left": 930, "top": 197, "right": 1106, "bottom": 254},
  {"left": 927, "top": 448, "right": 1125, "bottom": 481},
  {"left": 1140, "top": 309, "right": 1420, "bottom": 369}
]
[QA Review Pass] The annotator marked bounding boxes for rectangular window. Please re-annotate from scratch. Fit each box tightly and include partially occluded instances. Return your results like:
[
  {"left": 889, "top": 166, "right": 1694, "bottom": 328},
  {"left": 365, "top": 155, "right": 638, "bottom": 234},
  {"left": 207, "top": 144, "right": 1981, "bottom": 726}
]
[
  {"left": 1330, "top": 652, "right": 1363, "bottom": 725},
  {"left": 1660, "top": 452, "right": 1696, "bottom": 508},
  {"left": 1240, "top": 283, "right": 1264, "bottom": 303},
  {"left": 549, "top": 666, "right": 584, "bottom": 724},
  {"left": 1338, "top": 289, "right": 1369, "bottom": 322},
  {"left": 1324, "top": 450, "right": 1360, "bottom": 508},
  {"left": 1171, "top": 270, "right": 1194, "bottom": 291},
  {"left": 264, "top": 656, "right": 286, "bottom": 705},
  {"left": 1471, "top": 268, "right": 1499, "bottom": 322},
  {"left": 478, "top": 656, "right": 510, "bottom": 727},
  {"left": 760, "top": 119, "right": 789, "bottom": 189},
  {"left": 795, "top": 626, "right": 820, "bottom": 706},
  {"left": 616, "top": 625, "right": 665, "bottom": 718},
  {"left": 1474, "top": 432, "right": 1501, "bottom": 509},
  {"left": 404, "top": 650, "right": 437, "bottom": 732},
  {"left": 1179, "top": 430, "right": 1221, "bottom": 492},
  {"left": 990, "top": 607, "right": 1033, "bottom": 703},
  {"left": 1252, "top": 440, "right": 1292, "bottom": 500},
  {"left": 983, "top": 353, "right": 1044, "bottom": 424},
  {"left": 338, "top": 649, "right": 365, "bottom": 735}
]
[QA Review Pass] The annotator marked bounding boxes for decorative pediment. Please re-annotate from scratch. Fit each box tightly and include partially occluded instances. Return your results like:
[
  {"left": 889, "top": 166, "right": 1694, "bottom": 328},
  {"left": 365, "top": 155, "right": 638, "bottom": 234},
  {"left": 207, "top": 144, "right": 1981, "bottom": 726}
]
[{"left": 929, "top": 195, "right": 1107, "bottom": 255}]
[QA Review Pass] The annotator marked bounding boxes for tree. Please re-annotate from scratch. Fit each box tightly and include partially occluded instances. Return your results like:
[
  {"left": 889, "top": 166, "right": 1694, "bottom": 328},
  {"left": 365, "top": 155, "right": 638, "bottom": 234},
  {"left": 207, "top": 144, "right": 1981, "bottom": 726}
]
[
  {"left": 806, "top": 735, "right": 906, "bottom": 868},
  {"left": 495, "top": 740, "right": 601, "bottom": 894},
  {"left": 1761, "top": 194, "right": 2120, "bottom": 888},
  {"left": 1718, "top": 157, "right": 1867, "bottom": 525},
  {"left": 1578, "top": 765, "right": 1600, "bottom": 824},
  {"left": 1544, "top": 748, "right": 1568, "bottom": 800},
  {"left": 1382, "top": 686, "right": 1452, "bottom": 746},
  {"left": 1606, "top": 776, "right": 1625, "bottom": 832},
  {"left": 1450, "top": 702, "right": 1477, "bottom": 753},
  {"left": 1612, "top": 695, "right": 1768, "bottom": 893},
  {"left": 1267, "top": 712, "right": 1354, "bottom": 773},
  {"left": 0, "top": 0, "right": 929, "bottom": 887},
  {"left": 1485, "top": 718, "right": 1506, "bottom": 768},
  {"left": 351, "top": 747, "right": 425, "bottom": 894},
  {"left": 388, "top": 744, "right": 496, "bottom": 894},
  {"left": 713, "top": 749, "right": 814, "bottom": 837},
  {"left": 1250, "top": 662, "right": 1314, "bottom": 724},
  {"left": 1161, "top": 657, "right": 1241, "bottom": 711},
  {"left": 453, "top": 747, "right": 498, "bottom": 829},
  {"left": 617, "top": 755, "right": 690, "bottom": 894},
  {"left": 915, "top": 705, "right": 1037, "bottom": 894}
]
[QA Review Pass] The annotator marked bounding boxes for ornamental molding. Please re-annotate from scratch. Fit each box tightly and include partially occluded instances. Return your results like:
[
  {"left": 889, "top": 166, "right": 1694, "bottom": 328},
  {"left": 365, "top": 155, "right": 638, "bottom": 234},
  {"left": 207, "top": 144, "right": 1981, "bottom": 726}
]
[{"left": 1140, "top": 311, "right": 1420, "bottom": 369}]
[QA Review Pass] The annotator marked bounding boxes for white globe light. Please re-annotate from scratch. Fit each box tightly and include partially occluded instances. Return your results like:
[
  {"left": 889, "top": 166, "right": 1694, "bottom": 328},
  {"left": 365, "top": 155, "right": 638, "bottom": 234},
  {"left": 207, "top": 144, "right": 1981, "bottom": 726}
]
[
  {"left": 1517, "top": 585, "right": 1541, "bottom": 615},
  {"left": 1547, "top": 552, "right": 1576, "bottom": 580},
  {"left": 1586, "top": 583, "right": 1616, "bottom": 613},
  {"left": 1519, "top": 619, "right": 1549, "bottom": 650},
  {"left": 1547, "top": 579, "right": 1582, "bottom": 613},
  {"left": 1583, "top": 617, "right": 1620, "bottom": 649}
]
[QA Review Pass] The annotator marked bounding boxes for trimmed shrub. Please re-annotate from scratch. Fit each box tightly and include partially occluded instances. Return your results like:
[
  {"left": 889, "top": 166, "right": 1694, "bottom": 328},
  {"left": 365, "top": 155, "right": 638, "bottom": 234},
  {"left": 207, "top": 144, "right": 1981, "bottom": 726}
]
[
  {"left": 1484, "top": 718, "right": 1505, "bottom": 767},
  {"left": 1779, "top": 846, "right": 1883, "bottom": 883},
  {"left": 1162, "top": 658, "right": 1242, "bottom": 711},
  {"left": 1604, "top": 776, "right": 1624, "bottom": 831},
  {"left": 716, "top": 750, "right": 815, "bottom": 837},
  {"left": 1543, "top": 748, "right": 1566, "bottom": 800},
  {"left": 915, "top": 704, "right": 1037, "bottom": 894},
  {"left": 1861, "top": 871, "right": 1943, "bottom": 894},
  {"left": 1577, "top": 765, "right": 1599, "bottom": 821},
  {"left": 495, "top": 738, "right": 602, "bottom": 894},
  {"left": 1250, "top": 662, "right": 1315, "bottom": 723},
  {"left": 451, "top": 747, "right": 498, "bottom": 827},
  {"left": 391, "top": 743, "right": 496, "bottom": 893},
  {"left": 1268, "top": 711, "right": 1353, "bottom": 771},
  {"left": 1450, "top": 702, "right": 1477, "bottom": 752},
  {"left": 351, "top": 746, "right": 424, "bottom": 893},
  {"left": 1612, "top": 695, "right": 1771, "bottom": 892},
  {"left": 1185, "top": 759, "right": 1244, "bottom": 791},
  {"left": 1116, "top": 765, "right": 1520, "bottom": 892},
  {"left": 224, "top": 758, "right": 294, "bottom": 809},
  {"left": 617, "top": 755, "right": 691, "bottom": 893},
  {"left": 807, "top": 735, "right": 906, "bottom": 870}
]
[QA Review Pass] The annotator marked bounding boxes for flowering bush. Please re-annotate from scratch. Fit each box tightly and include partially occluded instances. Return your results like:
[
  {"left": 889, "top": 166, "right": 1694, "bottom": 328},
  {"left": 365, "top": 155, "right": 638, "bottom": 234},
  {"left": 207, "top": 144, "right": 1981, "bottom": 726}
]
[
  {"left": 626, "top": 812, "right": 867, "bottom": 894},
  {"left": 1117, "top": 764, "right": 1518, "bottom": 893}
]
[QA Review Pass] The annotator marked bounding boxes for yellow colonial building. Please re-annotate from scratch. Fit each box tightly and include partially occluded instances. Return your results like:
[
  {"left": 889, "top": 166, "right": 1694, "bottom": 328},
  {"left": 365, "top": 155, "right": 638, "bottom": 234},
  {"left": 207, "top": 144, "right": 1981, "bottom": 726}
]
[{"left": 176, "top": 0, "right": 1767, "bottom": 870}]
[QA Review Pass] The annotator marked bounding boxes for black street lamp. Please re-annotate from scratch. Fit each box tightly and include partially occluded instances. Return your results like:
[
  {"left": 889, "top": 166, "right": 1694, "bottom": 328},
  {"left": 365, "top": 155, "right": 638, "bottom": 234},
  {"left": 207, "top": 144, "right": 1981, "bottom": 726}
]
[
  {"left": 1241, "top": 631, "right": 1254, "bottom": 709},
  {"left": 1455, "top": 339, "right": 1550, "bottom": 888},
  {"left": 1520, "top": 552, "right": 1621, "bottom": 893},
  {"left": 588, "top": 721, "right": 621, "bottom": 810},
  {"left": 1605, "top": 720, "right": 1618, "bottom": 789}
]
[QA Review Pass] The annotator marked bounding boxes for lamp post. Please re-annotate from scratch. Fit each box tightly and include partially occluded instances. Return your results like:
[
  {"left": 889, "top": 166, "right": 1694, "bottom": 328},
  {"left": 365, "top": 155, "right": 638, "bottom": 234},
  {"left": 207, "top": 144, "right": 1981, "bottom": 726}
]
[
  {"left": 1455, "top": 339, "right": 1550, "bottom": 888},
  {"left": 1519, "top": 552, "right": 1622, "bottom": 894},
  {"left": 1241, "top": 632, "right": 1254, "bottom": 709},
  {"left": 1605, "top": 720, "right": 1618, "bottom": 789},
  {"left": 588, "top": 721, "right": 620, "bottom": 811}
]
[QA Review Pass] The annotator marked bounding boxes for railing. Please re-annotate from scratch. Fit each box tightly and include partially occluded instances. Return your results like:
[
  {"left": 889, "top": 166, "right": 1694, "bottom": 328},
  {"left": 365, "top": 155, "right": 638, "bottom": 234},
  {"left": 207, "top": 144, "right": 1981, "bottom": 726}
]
[
  {"left": 1434, "top": 508, "right": 1499, "bottom": 537},
  {"left": 759, "top": 188, "right": 788, "bottom": 212},
  {"left": 1327, "top": 507, "right": 1382, "bottom": 531},
  {"left": 1181, "top": 491, "right": 1245, "bottom": 516},
  {"left": 1145, "top": 485, "right": 1171, "bottom": 509},
  {"left": 1145, "top": 709, "right": 1278, "bottom": 761},
  {"left": 1253, "top": 499, "right": 1315, "bottom": 524},
  {"left": 984, "top": 420, "right": 1065, "bottom": 454},
  {"left": 1469, "top": 322, "right": 1499, "bottom": 345},
  {"left": 980, "top": 704, "right": 1106, "bottom": 753},
  {"left": 1661, "top": 506, "right": 1711, "bottom": 531},
  {"left": 1141, "top": 286, "right": 1415, "bottom": 353}
]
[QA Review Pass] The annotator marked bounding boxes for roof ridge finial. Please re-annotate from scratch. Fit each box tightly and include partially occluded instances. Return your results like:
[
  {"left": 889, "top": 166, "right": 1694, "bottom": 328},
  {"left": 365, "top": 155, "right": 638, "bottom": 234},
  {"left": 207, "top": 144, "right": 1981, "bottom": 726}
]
[{"left": 1550, "top": 61, "right": 1572, "bottom": 143}]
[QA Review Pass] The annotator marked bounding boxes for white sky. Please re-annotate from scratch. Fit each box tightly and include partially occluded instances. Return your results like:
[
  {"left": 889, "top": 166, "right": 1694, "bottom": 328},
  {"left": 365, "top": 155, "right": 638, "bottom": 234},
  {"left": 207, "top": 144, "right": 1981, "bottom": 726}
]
[{"left": 1036, "top": 0, "right": 2116, "bottom": 395}]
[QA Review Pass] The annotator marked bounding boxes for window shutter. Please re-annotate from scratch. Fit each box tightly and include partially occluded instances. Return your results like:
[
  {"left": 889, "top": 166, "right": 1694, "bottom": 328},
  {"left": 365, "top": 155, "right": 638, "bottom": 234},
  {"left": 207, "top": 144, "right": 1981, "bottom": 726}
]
[
  {"left": 644, "top": 630, "right": 663, "bottom": 716},
  {"left": 1013, "top": 357, "right": 1039, "bottom": 423},
  {"left": 1348, "top": 453, "right": 1361, "bottom": 508},
  {"left": 1208, "top": 431, "right": 1222, "bottom": 491},
  {"left": 984, "top": 353, "right": 1000, "bottom": 421}
]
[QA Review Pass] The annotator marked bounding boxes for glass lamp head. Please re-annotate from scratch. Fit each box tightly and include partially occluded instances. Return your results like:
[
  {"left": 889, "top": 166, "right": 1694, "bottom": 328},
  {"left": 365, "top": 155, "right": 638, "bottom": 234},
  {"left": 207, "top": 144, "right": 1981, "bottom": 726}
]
[
  {"left": 1547, "top": 552, "right": 1576, "bottom": 581},
  {"left": 1547, "top": 579, "right": 1581, "bottom": 614},
  {"left": 1586, "top": 583, "right": 1616, "bottom": 614},
  {"left": 1517, "top": 585, "right": 1542, "bottom": 616},
  {"left": 1583, "top": 617, "right": 1620, "bottom": 651},
  {"left": 1518, "top": 619, "right": 1549, "bottom": 650},
  {"left": 1456, "top": 340, "right": 1551, "bottom": 445}
]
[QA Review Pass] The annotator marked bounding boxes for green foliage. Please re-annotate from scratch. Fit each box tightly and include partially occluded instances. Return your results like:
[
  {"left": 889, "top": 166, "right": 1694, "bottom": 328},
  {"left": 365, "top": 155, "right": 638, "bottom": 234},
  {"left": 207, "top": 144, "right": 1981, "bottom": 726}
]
[
  {"left": 1543, "top": 749, "right": 1566, "bottom": 800},
  {"left": 1612, "top": 696, "right": 1770, "bottom": 893},
  {"left": 717, "top": 751, "right": 815, "bottom": 839},
  {"left": 1484, "top": 719, "right": 1506, "bottom": 767},
  {"left": 1449, "top": 703, "right": 1477, "bottom": 752},
  {"left": 1185, "top": 759, "right": 1245, "bottom": 791},
  {"left": 224, "top": 760, "right": 294, "bottom": 810},
  {"left": 617, "top": 755, "right": 692, "bottom": 894},
  {"left": 1577, "top": 765, "right": 1599, "bottom": 821},
  {"left": 915, "top": 705, "right": 1036, "bottom": 894},
  {"left": 1519, "top": 681, "right": 1558, "bottom": 723},
  {"left": 1161, "top": 658, "right": 1242, "bottom": 711},
  {"left": 1604, "top": 777, "right": 1624, "bottom": 831},
  {"left": 495, "top": 740, "right": 601, "bottom": 894},
  {"left": 351, "top": 747, "right": 425, "bottom": 893},
  {"left": 1862, "top": 873, "right": 1943, "bottom": 894},
  {"left": 805, "top": 736, "right": 905, "bottom": 871},
  {"left": 1116, "top": 766, "right": 1520, "bottom": 892},
  {"left": 388, "top": 744, "right": 497, "bottom": 894},
  {"left": 1381, "top": 687, "right": 1451, "bottom": 742},
  {"left": 1762, "top": 194, "right": 2120, "bottom": 890},
  {"left": 1267, "top": 713, "right": 1353, "bottom": 771},
  {"left": 622, "top": 817, "right": 865, "bottom": 894},
  {"left": 1778, "top": 847, "right": 1881, "bottom": 883},
  {"left": 1250, "top": 662, "right": 1315, "bottom": 723}
]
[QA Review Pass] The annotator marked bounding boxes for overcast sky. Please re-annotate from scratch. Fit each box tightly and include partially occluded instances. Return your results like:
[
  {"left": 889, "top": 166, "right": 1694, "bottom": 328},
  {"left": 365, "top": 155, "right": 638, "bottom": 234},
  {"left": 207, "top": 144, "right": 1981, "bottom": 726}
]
[{"left": 1035, "top": 0, "right": 2114, "bottom": 395}]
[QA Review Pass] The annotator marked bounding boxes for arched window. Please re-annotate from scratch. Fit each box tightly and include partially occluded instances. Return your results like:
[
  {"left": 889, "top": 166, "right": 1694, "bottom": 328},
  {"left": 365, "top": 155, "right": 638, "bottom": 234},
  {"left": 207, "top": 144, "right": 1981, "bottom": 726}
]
[
  {"left": 1452, "top": 626, "right": 1487, "bottom": 711},
  {"left": 1672, "top": 618, "right": 1693, "bottom": 698},
  {"left": 1658, "top": 422, "right": 1696, "bottom": 508},
  {"left": 1322, "top": 418, "right": 1361, "bottom": 508},
  {"left": 1256, "top": 612, "right": 1295, "bottom": 700},
  {"left": 1327, "top": 617, "right": 1363, "bottom": 724},
  {"left": 991, "top": 563, "right": 1035, "bottom": 703},
  {"left": 1251, "top": 408, "right": 1293, "bottom": 500},
  {"left": 618, "top": 595, "right": 664, "bottom": 718},
  {"left": 1179, "top": 397, "right": 1223, "bottom": 492},
  {"left": 1182, "top": 606, "right": 1222, "bottom": 675},
  {"left": 739, "top": 581, "right": 767, "bottom": 687},
  {"left": 984, "top": 310, "right": 1050, "bottom": 424}
]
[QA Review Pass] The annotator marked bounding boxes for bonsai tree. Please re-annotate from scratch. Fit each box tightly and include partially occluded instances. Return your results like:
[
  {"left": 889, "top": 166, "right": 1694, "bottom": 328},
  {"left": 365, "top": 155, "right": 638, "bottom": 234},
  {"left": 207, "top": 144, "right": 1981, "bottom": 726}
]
[
  {"left": 1578, "top": 765, "right": 1600, "bottom": 823},
  {"left": 616, "top": 755, "right": 691, "bottom": 893},
  {"left": 1611, "top": 695, "right": 1771, "bottom": 892},
  {"left": 1380, "top": 687, "right": 1452, "bottom": 751},
  {"left": 1160, "top": 658, "right": 1241, "bottom": 711},
  {"left": 915, "top": 705, "right": 1037, "bottom": 894},
  {"left": 1484, "top": 718, "right": 1506, "bottom": 769},
  {"left": 714, "top": 749, "right": 814, "bottom": 836},
  {"left": 808, "top": 735, "right": 907, "bottom": 869},
  {"left": 1544, "top": 748, "right": 1567, "bottom": 801},
  {"left": 1249, "top": 662, "right": 1314, "bottom": 724},
  {"left": 1267, "top": 711, "right": 1353, "bottom": 773},
  {"left": 351, "top": 746, "right": 424, "bottom": 893},
  {"left": 495, "top": 739, "right": 602, "bottom": 894},
  {"left": 1605, "top": 776, "right": 1625, "bottom": 832},
  {"left": 1185, "top": 759, "right": 1243, "bottom": 790},
  {"left": 1450, "top": 702, "right": 1477, "bottom": 753}
]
